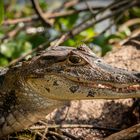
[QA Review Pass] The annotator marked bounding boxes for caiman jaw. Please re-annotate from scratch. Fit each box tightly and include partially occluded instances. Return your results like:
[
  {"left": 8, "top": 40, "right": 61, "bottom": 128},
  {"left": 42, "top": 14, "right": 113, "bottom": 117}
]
[
  {"left": 27, "top": 73, "right": 140, "bottom": 101},
  {"left": 76, "top": 81, "right": 140, "bottom": 93},
  {"left": 63, "top": 69, "right": 140, "bottom": 96},
  {"left": 27, "top": 45, "right": 140, "bottom": 99}
]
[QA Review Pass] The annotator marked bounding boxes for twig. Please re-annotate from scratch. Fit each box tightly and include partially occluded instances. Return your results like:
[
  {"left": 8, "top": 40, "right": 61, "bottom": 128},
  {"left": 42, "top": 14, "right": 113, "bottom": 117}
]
[
  {"left": 41, "top": 126, "right": 48, "bottom": 140},
  {"left": 34, "top": 130, "right": 48, "bottom": 140},
  {"left": 47, "top": 131, "right": 65, "bottom": 140},
  {"left": 53, "top": 0, "right": 79, "bottom": 12},
  {"left": 95, "top": 0, "right": 131, "bottom": 17},
  {"left": 104, "top": 123, "right": 140, "bottom": 140},
  {"left": 30, "top": 124, "right": 120, "bottom": 132},
  {"left": 84, "top": 0, "right": 95, "bottom": 15},
  {"left": 3, "top": 8, "right": 102, "bottom": 26},
  {"left": 30, "top": 0, "right": 52, "bottom": 27},
  {"left": 119, "top": 18, "right": 140, "bottom": 32},
  {"left": 63, "top": 0, "right": 79, "bottom": 9},
  {"left": 61, "top": 130, "right": 83, "bottom": 140}
]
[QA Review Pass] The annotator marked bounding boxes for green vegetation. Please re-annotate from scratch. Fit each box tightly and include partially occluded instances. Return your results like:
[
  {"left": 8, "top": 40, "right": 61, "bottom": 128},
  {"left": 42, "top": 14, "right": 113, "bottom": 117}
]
[{"left": 0, "top": 0, "right": 140, "bottom": 67}]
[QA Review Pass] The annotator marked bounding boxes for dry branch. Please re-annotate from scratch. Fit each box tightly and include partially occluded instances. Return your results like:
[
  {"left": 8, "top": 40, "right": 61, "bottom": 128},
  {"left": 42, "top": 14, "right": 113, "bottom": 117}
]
[
  {"left": 30, "top": 0, "right": 52, "bottom": 27},
  {"left": 105, "top": 123, "right": 140, "bottom": 140},
  {"left": 3, "top": 8, "right": 101, "bottom": 26},
  {"left": 30, "top": 124, "right": 120, "bottom": 132}
]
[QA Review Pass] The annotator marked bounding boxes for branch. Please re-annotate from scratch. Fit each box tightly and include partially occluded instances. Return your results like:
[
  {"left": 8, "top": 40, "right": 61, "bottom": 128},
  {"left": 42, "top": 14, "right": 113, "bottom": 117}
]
[
  {"left": 30, "top": 124, "right": 120, "bottom": 132},
  {"left": 63, "top": 0, "right": 79, "bottom": 9},
  {"left": 53, "top": 0, "right": 79, "bottom": 12},
  {"left": 95, "top": 0, "right": 129, "bottom": 16},
  {"left": 3, "top": 8, "right": 102, "bottom": 26},
  {"left": 84, "top": 0, "right": 95, "bottom": 15},
  {"left": 104, "top": 123, "right": 140, "bottom": 140},
  {"left": 47, "top": 131, "right": 66, "bottom": 140},
  {"left": 61, "top": 130, "right": 81, "bottom": 140},
  {"left": 119, "top": 18, "right": 140, "bottom": 32},
  {"left": 30, "top": 0, "right": 52, "bottom": 27}
]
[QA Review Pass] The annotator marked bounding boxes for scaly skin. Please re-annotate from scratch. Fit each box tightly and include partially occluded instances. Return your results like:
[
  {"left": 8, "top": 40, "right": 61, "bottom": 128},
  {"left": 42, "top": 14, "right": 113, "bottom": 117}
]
[{"left": 0, "top": 45, "right": 140, "bottom": 137}]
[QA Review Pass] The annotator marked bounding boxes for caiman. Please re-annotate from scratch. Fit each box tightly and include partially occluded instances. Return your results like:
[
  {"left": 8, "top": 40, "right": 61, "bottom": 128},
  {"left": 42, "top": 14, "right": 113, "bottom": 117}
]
[{"left": 0, "top": 45, "right": 140, "bottom": 137}]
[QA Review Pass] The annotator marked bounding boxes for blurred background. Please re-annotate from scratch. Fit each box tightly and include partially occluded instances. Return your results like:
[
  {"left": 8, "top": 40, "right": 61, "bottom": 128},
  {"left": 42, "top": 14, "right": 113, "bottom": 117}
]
[{"left": 0, "top": 0, "right": 140, "bottom": 66}]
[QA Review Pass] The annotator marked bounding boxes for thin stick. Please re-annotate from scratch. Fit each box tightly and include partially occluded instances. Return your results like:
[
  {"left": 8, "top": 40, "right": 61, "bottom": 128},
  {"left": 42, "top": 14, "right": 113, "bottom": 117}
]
[
  {"left": 47, "top": 131, "right": 65, "bottom": 140},
  {"left": 30, "top": 0, "right": 52, "bottom": 27},
  {"left": 30, "top": 124, "right": 120, "bottom": 132},
  {"left": 104, "top": 123, "right": 140, "bottom": 140},
  {"left": 3, "top": 8, "right": 102, "bottom": 26},
  {"left": 61, "top": 130, "right": 83, "bottom": 140}
]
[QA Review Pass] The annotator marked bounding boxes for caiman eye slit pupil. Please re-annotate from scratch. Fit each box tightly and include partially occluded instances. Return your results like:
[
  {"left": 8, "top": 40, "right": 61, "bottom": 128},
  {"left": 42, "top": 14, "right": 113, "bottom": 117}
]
[{"left": 69, "top": 55, "right": 81, "bottom": 64}]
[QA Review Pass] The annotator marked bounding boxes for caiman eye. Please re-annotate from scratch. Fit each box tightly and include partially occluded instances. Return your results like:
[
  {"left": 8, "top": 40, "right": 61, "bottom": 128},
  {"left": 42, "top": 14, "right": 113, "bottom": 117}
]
[
  {"left": 69, "top": 55, "right": 81, "bottom": 63},
  {"left": 68, "top": 55, "right": 81, "bottom": 64}
]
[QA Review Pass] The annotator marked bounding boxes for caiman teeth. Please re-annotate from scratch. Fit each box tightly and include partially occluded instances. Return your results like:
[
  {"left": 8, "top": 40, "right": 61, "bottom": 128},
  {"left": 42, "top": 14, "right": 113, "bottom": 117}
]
[
  {"left": 78, "top": 82, "right": 140, "bottom": 93},
  {"left": 98, "top": 84, "right": 140, "bottom": 92}
]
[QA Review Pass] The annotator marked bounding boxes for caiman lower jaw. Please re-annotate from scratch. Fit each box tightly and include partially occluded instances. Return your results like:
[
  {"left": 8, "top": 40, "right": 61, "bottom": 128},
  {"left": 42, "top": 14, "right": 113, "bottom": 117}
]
[{"left": 76, "top": 82, "right": 140, "bottom": 93}]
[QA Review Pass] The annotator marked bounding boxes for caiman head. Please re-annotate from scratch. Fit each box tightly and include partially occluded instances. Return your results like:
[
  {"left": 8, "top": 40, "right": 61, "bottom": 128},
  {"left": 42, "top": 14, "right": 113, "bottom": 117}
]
[{"left": 23, "top": 45, "right": 140, "bottom": 100}]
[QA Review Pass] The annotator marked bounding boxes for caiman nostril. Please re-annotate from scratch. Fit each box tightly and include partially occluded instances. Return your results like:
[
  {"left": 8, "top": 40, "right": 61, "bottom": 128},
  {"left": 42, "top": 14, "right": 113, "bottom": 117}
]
[
  {"left": 134, "top": 73, "right": 140, "bottom": 79},
  {"left": 115, "top": 75, "right": 123, "bottom": 81},
  {"left": 131, "top": 73, "right": 140, "bottom": 83}
]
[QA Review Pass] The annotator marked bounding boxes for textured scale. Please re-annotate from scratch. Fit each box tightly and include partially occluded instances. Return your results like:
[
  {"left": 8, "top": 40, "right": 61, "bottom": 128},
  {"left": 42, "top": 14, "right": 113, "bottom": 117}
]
[{"left": 0, "top": 45, "right": 140, "bottom": 138}]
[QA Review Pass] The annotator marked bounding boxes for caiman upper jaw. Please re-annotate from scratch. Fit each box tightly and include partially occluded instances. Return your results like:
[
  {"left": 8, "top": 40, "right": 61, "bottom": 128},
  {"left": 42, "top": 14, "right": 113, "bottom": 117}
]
[
  {"left": 62, "top": 64, "right": 140, "bottom": 94},
  {"left": 63, "top": 66, "right": 140, "bottom": 86},
  {"left": 93, "top": 61, "right": 140, "bottom": 85},
  {"left": 90, "top": 82, "right": 140, "bottom": 92}
]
